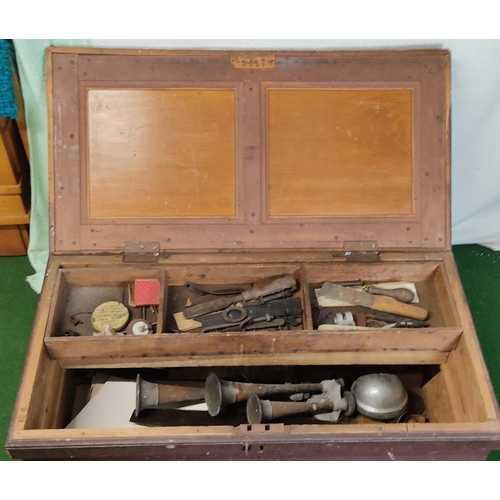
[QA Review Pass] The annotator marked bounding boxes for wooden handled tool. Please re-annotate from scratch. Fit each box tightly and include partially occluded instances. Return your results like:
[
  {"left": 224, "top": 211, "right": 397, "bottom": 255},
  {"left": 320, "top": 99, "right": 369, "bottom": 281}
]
[
  {"left": 365, "top": 286, "right": 415, "bottom": 303},
  {"left": 183, "top": 275, "right": 297, "bottom": 319},
  {"left": 318, "top": 282, "right": 428, "bottom": 321}
]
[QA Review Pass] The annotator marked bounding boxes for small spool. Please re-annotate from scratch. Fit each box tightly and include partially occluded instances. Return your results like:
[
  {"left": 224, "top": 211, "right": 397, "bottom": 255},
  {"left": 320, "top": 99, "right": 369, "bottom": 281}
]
[
  {"left": 91, "top": 301, "right": 130, "bottom": 332},
  {"left": 126, "top": 318, "right": 152, "bottom": 336}
]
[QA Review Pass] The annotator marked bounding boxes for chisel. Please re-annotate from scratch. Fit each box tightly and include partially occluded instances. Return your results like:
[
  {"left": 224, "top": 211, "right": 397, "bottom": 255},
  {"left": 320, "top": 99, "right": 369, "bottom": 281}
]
[{"left": 318, "top": 282, "right": 428, "bottom": 321}]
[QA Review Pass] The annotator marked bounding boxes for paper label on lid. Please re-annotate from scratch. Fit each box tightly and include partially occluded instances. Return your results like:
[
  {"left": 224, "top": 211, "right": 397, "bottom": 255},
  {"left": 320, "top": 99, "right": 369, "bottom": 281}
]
[{"left": 91, "top": 301, "right": 130, "bottom": 331}]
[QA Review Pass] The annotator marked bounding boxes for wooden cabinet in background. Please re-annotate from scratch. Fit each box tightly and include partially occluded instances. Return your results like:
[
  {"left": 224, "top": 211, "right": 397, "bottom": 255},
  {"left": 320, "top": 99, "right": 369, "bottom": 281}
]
[{"left": 0, "top": 116, "right": 30, "bottom": 255}]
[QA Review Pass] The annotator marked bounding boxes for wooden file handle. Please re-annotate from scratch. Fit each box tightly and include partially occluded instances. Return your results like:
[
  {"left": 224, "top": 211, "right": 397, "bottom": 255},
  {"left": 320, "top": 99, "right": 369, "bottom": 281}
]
[
  {"left": 366, "top": 286, "right": 415, "bottom": 303},
  {"left": 370, "top": 295, "right": 428, "bottom": 321}
]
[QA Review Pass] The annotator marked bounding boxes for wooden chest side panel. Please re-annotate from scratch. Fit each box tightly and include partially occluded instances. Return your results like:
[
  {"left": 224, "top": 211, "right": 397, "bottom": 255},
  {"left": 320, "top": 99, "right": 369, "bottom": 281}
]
[
  {"left": 442, "top": 252, "right": 500, "bottom": 421},
  {"left": 8, "top": 259, "right": 63, "bottom": 434},
  {"left": 8, "top": 426, "right": 500, "bottom": 461}
]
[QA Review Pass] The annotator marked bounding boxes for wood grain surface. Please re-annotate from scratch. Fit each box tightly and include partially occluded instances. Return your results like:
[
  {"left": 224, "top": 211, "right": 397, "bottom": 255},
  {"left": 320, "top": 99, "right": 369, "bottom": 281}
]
[
  {"left": 87, "top": 89, "right": 237, "bottom": 218},
  {"left": 267, "top": 89, "right": 413, "bottom": 217}
]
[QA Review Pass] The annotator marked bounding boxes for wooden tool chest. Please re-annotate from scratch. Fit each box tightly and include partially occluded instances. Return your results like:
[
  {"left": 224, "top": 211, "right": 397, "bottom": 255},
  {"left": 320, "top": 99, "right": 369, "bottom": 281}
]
[{"left": 6, "top": 48, "right": 500, "bottom": 460}]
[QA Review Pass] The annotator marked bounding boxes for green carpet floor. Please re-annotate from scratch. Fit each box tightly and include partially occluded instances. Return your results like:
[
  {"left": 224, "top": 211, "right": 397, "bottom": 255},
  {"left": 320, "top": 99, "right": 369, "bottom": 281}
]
[
  {"left": 0, "top": 256, "right": 38, "bottom": 461},
  {"left": 1, "top": 246, "right": 499, "bottom": 460}
]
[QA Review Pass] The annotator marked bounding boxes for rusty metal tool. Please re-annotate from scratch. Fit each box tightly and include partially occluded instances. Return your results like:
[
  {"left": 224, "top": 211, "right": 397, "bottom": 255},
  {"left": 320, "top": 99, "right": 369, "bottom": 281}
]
[
  {"left": 318, "top": 282, "right": 428, "bottom": 321},
  {"left": 196, "top": 297, "right": 302, "bottom": 332},
  {"left": 135, "top": 375, "right": 205, "bottom": 416},
  {"left": 184, "top": 281, "right": 245, "bottom": 296},
  {"left": 205, "top": 372, "right": 326, "bottom": 416},
  {"left": 244, "top": 318, "right": 286, "bottom": 330},
  {"left": 246, "top": 379, "right": 356, "bottom": 424},
  {"left": 183, "top": 275, "right": 297, "bottom": 319},
  {"left": 365, "top": 310, "right": 430, "bottom": 328},
  {"left": 201, "top": 317, "right": 252, "bottom": 333}
]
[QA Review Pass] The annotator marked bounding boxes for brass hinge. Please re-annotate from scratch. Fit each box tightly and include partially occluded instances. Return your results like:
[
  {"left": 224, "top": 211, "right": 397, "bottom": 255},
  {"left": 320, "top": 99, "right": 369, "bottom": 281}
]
[
  {"left": 123, "top": 242, "right": 160, "bottom": 263},
  {"left": 333, "top": 241, "right": 380, "bottom": 262}
]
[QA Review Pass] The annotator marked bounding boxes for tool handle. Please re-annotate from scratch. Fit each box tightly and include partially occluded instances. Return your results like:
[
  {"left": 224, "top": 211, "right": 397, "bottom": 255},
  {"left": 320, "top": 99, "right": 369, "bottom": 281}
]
[
  {"left": 241, "top": 275, "right": 297, "bottom": 302},
  {"left": 183, "top": 294, "right": 244, "bottom": 319},
  {"left": 366, "top": 286, "right": 415, "bottom": 303},
  {"left": 371, "top": 295, "right": 428, "bottom": 321}
]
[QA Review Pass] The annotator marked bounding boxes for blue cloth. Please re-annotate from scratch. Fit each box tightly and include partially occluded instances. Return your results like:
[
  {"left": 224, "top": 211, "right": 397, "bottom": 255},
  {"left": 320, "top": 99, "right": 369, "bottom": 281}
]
[{"left": 0, "top": 39, "right": 18, "bottom": 119}]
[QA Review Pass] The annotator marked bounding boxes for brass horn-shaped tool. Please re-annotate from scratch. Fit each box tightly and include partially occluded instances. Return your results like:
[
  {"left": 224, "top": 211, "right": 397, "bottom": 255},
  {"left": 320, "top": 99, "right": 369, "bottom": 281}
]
[
  {"left": 135, "top": 374, "right": 205, "bottom": 417},
  {"left": 246, "top": 395, "right": 334, "bottom": 424},
  {"left": 205, "top": 372, "right": 325, "bottom": 417},
  {"left": 246, "top": 379, "right": 356, "bottom": 424}
]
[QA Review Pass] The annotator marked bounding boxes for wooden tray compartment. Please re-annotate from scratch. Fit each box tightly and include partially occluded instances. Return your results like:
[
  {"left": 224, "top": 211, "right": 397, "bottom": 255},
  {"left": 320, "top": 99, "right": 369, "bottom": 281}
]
[
  {"left": 8, "top": 355, "right": 500, "bottom": 460},
  {"left": 307, "top": 260, "right": 461, "bottom": 329},
  {"left": 160, "top": 263, "right": 308, "bottom": 333},
  {"left": 42, "top": 257, "right": 462, "bottom": 368},
  {"left": 44, "top": 267, "right": 168, "bottom": 338},
  {"left": 43, "top": 263, "right": 311, "bottom": 366}
]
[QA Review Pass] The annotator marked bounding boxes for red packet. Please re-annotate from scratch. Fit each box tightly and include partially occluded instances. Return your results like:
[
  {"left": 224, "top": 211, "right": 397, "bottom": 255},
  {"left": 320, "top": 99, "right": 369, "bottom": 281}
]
[{"left": 134, "top": 279, "right": 161, "bottom": 306}]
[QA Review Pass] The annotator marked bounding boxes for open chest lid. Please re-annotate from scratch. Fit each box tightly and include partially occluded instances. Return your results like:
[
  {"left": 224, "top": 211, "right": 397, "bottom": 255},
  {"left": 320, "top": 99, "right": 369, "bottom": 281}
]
[{"left": 48, "top": 48, "right": 450, "bottom": 256}]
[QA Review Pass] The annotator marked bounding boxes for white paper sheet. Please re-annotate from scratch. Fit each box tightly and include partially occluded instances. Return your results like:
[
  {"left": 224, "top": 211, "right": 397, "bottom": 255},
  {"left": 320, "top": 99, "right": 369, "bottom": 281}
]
[
  {"left": 66, "top": 379, "right": 209, "bottom": 429},
  {"left": 66, "top": 380, "right": 140, "bottom": 429}
]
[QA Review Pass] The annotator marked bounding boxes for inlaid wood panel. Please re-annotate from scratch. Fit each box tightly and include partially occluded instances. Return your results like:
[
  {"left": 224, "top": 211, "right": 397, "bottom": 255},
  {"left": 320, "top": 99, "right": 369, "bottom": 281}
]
[
  {"left": 267, "top": 89, "right": 413, "bottom": 217},
  {"left": 87, "top": 89, "right": 237, "bottom": 218}
]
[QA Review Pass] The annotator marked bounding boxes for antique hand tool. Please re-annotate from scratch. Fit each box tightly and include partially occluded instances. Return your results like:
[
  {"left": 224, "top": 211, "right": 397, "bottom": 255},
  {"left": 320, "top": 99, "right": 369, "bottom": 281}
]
[
  {"left": 201, "top": 317, "right": 287, "bottom": 333},
  {"left": 201, "top": 317, "right": 252, "bottom": 333},
  {"left": 184, "top": 281, "right": 245, "bottom": 296},
  {"left": 243, "top": 297, "right": 302, "bottom": 327},
  {"left": 183, "top": 275, "right": 297, "bottom": 319},
  {"left": 135, "top": 375, "right": 206, "bottom": 417},
  {"left": 197, "top": 298, "right": 302, "bottom": 332},
  {"left": 318, "top": 282, "right": 428, "bottom": 320},
  {"left": 252, "top": 289, "right": 292, "bottom": 303},
  {"left": 246, "top": 379, "right": 355, "bottom": 424},
  {"left": 205, "top": 372, "right": 327, "bottom": 416},
  {"left": 364, "top": 286, "right": 415, "bottom": 303},
  {"left": 364, "top": 310, "right": 430, "bottom": 328},
  {"left": 243, "top": 318, "right": 286, "bottom": 330}
]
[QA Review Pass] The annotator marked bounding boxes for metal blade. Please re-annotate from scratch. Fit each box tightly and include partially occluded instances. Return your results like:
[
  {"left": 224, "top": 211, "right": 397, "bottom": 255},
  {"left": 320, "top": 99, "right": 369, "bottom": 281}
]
[{"left": 318, "top": 282, "right": 374, "bottom": 308}]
